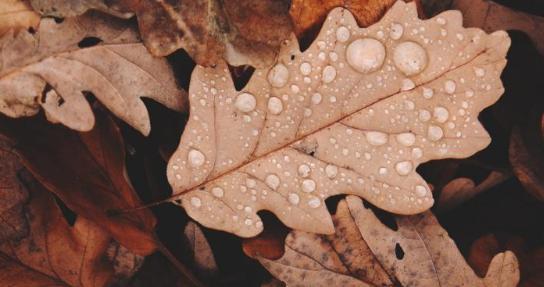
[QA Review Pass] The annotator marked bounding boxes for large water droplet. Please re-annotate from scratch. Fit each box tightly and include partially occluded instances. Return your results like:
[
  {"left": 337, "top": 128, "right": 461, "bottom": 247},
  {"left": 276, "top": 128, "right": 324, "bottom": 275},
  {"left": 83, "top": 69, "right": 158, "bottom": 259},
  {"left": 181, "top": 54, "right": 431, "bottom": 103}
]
[
  {"left": 265, "top": 174, "right": 280, "bottom": 190},
  {"left": 301, "top": 179, "right": 316, "bottom": 193},
  {"left": 336, "top": 26, "right": 350, "bottom": 42},
  {"left": 433, "top": 106, "right": 449, "bottom": 123},
  {"left": 444, "top": 80, "right": 456, "bottom": 94},
  {"left": 415, "top": 185, "right": 427, "bottom": 197},
  {"left": 396, "top": 133, "right": 416, "bottom": 146},
  {"left": 268, "top": 63, "right": 289, "bottom": 88},
  {"left": 308, "top": 196, "right": 321, "bottom": 208},
  {"left": 267, "top": 97, "right": 283, "bottom": 115},
  {"left": 427, "top": 125, "right": 444, "bottom": 141},
  {"left": 322, "top": 65, "right": 337, "bottom": 83},
  {"left": 395, "top": 161, "right": 413, "bottom": 176},
  {"left": 235, "top": 93, "right": 256, "bottom": 112},
  {"left": 366, "top": 131, "right": 388, "bottom": 146},
  {"left": 346, "top": 38, "right": 386, "bottom": 73},
  {"left": 188, "top": 149, "right": 205, "bottom": 167},
  {"left": 393, "top": 41, "right": 428, "bottom": 76}
]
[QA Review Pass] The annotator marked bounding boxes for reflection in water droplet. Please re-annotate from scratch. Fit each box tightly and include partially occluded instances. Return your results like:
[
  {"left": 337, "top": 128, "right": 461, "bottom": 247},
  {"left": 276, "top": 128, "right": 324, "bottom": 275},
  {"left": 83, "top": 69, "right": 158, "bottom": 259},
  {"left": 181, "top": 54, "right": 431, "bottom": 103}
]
[{"left": 346, "top": 38, "right": 386, "bottom": 73}]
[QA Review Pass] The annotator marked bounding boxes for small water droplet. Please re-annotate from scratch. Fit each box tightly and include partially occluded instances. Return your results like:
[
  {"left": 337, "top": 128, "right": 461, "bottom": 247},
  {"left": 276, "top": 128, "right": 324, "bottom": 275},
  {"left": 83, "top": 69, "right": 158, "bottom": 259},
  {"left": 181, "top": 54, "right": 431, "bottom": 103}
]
[
  {"left": 336, "top": 26, "right": 350, "bottom": 42},
  {"left": 422, "top": 87, "right": 434, "bottom": 99},
  {"left": 474, "top": 67, "right": 485, "bottom": 77},
  {"left": 393, "top": 41, "right": 428, "bottom": 76},
  {"left": 325, "top": 164, "right": 338, "bottom": 178},
  {"left": 322, "top": 65, "right": 337, "bottom": 83},
  {"left": 300, "top": 62, "right": 312, "bottom": 75},
  {"left": 211, "top": 187, "right": 224, "bottom": 198},
  {"left": 346, "top": 38, "right": 386, "bottom": 73},
  {"left": 366, "top": 131, "right": 388, "bottom": 146},
  {"left": 419, "top": 109, "right": 431, "bottom": 122},
  {"left": 190, "top": 196, "right": 202, "bottom": 207},
  {"left": 268, "top": 64, "right": 289, "bottom": 88},
  {"left": 433, "top": 106, "right": 449, "bottom": 123},
  {"left": 288, "top": 193, "right": 300, "bottom": 205},
  {"left": 246, "top": 178, "right": 257, "bottom": 188},
  {"left": 188, "top": 149, "right": 205, "bottom": 167},
  {"left": 245, "top": 219, "right": 253, "bottom": 226},
  {"left": 311, "top": 93, "right": 322, "bottom": 104},
  {"left": 396, "top": 133, "right": 416, "bottom": 146},
  {"left": 235, "top": 93, "right": 256, "bottom": 112},
  {"left": 412, "top": 147, "right": 423, "bottom": 159},
  {"left": 308, "top": 196, "right": 321, "bottom": 208},
  {"left": 415, "top": 185, "right": 427, "bottom": 197},
  {"left": 265, "top": 174, "right": 280, "bottom": 190},
  {"left": 427, "top": 125, "right": 444, "bottom": 141},
  {"left": 390, "top": 23, "right": 404, "bottom": 40},
  {"left": 301, "top": 179, "right": 316, "bottom": 193},
  {"left": 401, "top": 78, "right": 415, "bottom": 91},
  {"left": 395, "top": 161, "right": 413, "bottom": 175},
  {"left": 298, "top": 164, "right": 311, "bottom": 178},
  {"left": 444, "top": 80, "right": 456, "bottom": 94},
  {"left": 267, "top": 97, "right": 283, "bottom": 115},
  {"left": 379, "top": 167, "right": 388, "bottom": 175}
]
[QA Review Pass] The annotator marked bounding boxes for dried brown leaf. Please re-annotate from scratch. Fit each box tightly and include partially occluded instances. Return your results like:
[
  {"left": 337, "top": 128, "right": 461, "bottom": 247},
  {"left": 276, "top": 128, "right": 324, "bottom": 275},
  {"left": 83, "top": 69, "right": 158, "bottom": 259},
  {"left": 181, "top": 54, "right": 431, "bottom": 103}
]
[
  {"left": 453, "top": 0, "right": 544, "bottom": 56},
  {"left": 30, "top": 0, "right": 132, "bottom": 18},
  {"left": 509, "top": 125, "right": 544, "bottom": 201},
  {"left": 258, "top": 196, "right": 519, "bottom": 287},
  {"left": 0, "top": 0, "right": 39, "bottom": 36},
  {"left": 184, "top": 221, "right": 218, "bottom": 274},
  {"left": 166, "top": 1, "right": 510, "bottom": 237},
  {"left": 0, "top": 108, "right": 157, "bottom": 255},
  {"left": 0, "top": 12, "right": 185, "bottom": 135}
]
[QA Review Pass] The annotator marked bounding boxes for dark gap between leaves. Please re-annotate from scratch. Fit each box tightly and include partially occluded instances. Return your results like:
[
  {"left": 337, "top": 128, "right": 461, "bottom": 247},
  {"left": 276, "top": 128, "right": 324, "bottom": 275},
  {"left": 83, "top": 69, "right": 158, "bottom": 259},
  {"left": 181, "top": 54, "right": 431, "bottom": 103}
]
[
  {"left": 363, "top": 200, "right": 399, "bottom": 231},
  {"left": 78, "top": 37, "right": 103, "bottom": 48},
  {"left": 53, "top": 194, "right": 77, "bottom": 226},
  {"left": 228, "top": 65, "right": 256, "bottom": 91}
]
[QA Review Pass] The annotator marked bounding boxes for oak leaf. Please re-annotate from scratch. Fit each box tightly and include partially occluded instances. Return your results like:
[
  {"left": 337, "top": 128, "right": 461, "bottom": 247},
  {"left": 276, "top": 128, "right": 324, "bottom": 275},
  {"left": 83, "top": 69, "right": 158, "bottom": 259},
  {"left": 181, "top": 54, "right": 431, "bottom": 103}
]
[
  {"left": 0, "top": 164, "right": 140, "bottom": 287},
  {"left": 0, "top": 0, "right": 39, "bottom": 36},
  {"left": 0, "top": 12, "right": 185, "bottom": 136},
  {"left": 30, "top": 0, "right": 132, "bottom": 18},
  {"left": 257, "top": 196, "right": 519, "bottom": 287},
  {"left": 0, "top": 108, "right": 157, "bottom": 255},
  {"left": 166, "top": 1, "right": 510, "bottom": 237}
]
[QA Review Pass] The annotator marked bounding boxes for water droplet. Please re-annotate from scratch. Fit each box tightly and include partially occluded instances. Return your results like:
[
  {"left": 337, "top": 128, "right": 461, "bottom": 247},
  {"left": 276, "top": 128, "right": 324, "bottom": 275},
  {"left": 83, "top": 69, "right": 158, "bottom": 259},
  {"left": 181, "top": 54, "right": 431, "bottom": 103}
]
[
  {"left": 245, "top": 219, "right": 253, "bottom": 226},
  {"left": 288, "top": 193, "right": 300, "bottom": 205},
  {"left": 300, "top": 62, "right": 312, "bottom": 75},
  {"left": 379, "top": 167, "right": 388, "bottom": 175},
  {"left": 301, "top": 179, "right": 316, "bottom": 193},
  {"left": 436, "top": 17, "right": 446, "bottom": 25},
  {"left": 190, "top": 196, "right": 202, "bottom": 207},
  {"left": 412, "top": 147, "right": 423, "bottom": 159},
  {"left": 290, "top": 84, "right": 300, "bottom": 93},
  {"left": 268, "top": 64, "right": 289, "bottom": 88},
  {"left": 393, "top": 41, "right": 428, "bottom": 76},
  {"left": 329, "top": 96, "right": 337, "bottom": 103},
  {"left": 366, "top": 131, "right": 388, "bottom": 146},
  {"left": 336, "top": 26, "right": 350, "bottom": 42},
  {"left": 404, "top": 100, "right": 415, "bottom": 110},
  {"left": 298, "top": 164, "right": 311, "bottom": 178},
  {"left": 188, "top": 149, "right": 205, "bottom": 167},
  {"left": 419, "top": 109, "right": 431, "bottom": 122},
  {"left": 308, "top": 196, "right": 321, "bottom": 208},
  {"left": 265, "top": 174, "right": 280, "bottom": 190},
  {"left": 396, "top": 133, "right": 416, "bottom": 146},
  {"left": 246, "top": 178, "right": 257, "bottom": 188},
  {"left": 311, "top": 93, "right": 322, "bottom": 105},
  {"left": 465, "top": 89, "right": 474, "bottom": 98},
  {"left": 474, "top": 67, "right": 485, "bottom": 77},
  {"left": 422, "top": 87, "right": 434, "bottom": 99},
  {"left": 433, "top": 106, "right": 449, "bottom": 123},
  {"left": 390, "top": 23, "right": 404, "bottom": 40},
  {"left": 444, "top": 80, "right": 456, "bottom": 94},
  {"left": 401, "top": 79, "right": 415, "bottom": 91},
  {"left": 235, "top": 93, "right": 256, "bottom": 112},
  {"left": 325, "top": 164, "right": 338, "bottom": 179},
  {"left": 427, "top": 125, "right": 444, "bottom": 141},
  {"left": 415, "top": 185, "right": 427, "bottom": 197},
  {"left": 395, "top": 161, "right": 413, "bottom": 175},
  {"left": 304, "top": 108, "right": 313, "bottom": 117},
  {"left": 211, "top": 187, "right": 224, "bottom": 198},
  {"left": 346, "top": 38, "right": 386, "bottom": 73},
  {"left": 267, "top": 97, "right": 283, "bottom": 115},
  {"left": 322, "top": 65, "right": 337, "bottom": 83}
]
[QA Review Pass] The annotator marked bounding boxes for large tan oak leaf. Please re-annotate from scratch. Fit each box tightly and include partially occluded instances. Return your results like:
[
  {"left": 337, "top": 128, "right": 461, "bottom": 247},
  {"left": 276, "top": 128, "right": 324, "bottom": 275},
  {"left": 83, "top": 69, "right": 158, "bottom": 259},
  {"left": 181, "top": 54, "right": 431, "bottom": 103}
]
[
  {"left": 0, "top": 12, "right": 185, "bottom": 136},
  {"left": 258, "top": 196, "right": 519, "bottom": 287},
  {"left": 166, "top": 1, "right": 510, "bottom": 237}
]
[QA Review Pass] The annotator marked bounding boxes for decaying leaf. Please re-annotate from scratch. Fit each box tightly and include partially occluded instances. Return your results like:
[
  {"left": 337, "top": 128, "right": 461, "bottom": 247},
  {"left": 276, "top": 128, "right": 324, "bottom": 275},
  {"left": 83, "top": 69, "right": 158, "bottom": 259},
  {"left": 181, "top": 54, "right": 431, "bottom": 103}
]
[
  {"left": 453, "top": 0, "right": 544, "bottom": 56},
  {"left": 437, "top": 170, "right": 511, "bottom": 212},
  {"left": 0, "top": 0, "right": 40, "bottom": 36},
  {"left": 0, "top": 108, "right": 157, "bottom": 255},
  {"left": 509, "top": 125, "right": 544, "bottom": 202},
  {"left": 0, "top": 12, "right": 185, "bottom": 135},
  {"left": 184, "top": 221, "right": 218, "bottom": 274},
  {"left": 0, "top": 166, "right": 141, "bottom": 287},
  {"left": 30, "top": 0, "right": 132, "bottom": 18},
  {"left": 257, "top": 196, "right": 519, "bottom": 287},
  {"left": 0, "top": 143, "right": 28, "bottom": 242},
  {"left": 166, "top": 1, "right": 510, "bottom": 237}
]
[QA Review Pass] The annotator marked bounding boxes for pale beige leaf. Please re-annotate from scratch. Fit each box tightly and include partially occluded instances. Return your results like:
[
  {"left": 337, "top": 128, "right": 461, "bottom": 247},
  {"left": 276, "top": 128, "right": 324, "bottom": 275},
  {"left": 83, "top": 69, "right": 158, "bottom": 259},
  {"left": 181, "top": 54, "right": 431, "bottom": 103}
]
[
  {"left": 167, "top": 1, "right": 510, "bottom": 237},
  {"left": 30, "top": 0, "right": 132, "bottom": 18},
  {"left": 0, "top": 0, "right": 39, "bottom": 36},
  {"left": 453, "top": 0, "right": 544, "bottom": 56},
  {"left": 259, "top": 196, "right": 520, "bottom": 287},
  {"left": 0, "top": 12, "right": 185, "bottom": 135},
  {"left": 184, "top": 221, "right": 218, "bottom": 274}
]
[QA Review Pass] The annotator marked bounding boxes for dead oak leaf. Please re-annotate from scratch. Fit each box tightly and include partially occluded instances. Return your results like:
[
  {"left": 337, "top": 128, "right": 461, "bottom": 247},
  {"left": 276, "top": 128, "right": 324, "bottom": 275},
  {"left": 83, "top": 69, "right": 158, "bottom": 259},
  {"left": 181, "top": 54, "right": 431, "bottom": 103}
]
[
  {"left": 0, "top": 169, "right": 140, "bottom": 287},
  {"left": 0, "top": 12, "right": 185, "bottom": 136},
  {"left": 166, "top": 1, "right": 510, "bottom": 237},
  {"left": 0, "top": 107, "right": 157, "bottom": 255},
  {"left": 0, "top": 0, "right": 40, "bottom": 36},
  {"left": 30, "top": 0, "right": 132, "bottom": 18},
  {"left": 257, "top": 196, "right": 519, "bottom": 287}
]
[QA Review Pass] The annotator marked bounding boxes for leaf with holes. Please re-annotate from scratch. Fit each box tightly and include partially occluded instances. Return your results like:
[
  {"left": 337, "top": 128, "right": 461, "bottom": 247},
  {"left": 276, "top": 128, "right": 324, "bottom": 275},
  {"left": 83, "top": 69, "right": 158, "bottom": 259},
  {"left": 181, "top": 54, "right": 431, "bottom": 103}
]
[
  {"left": 167, "top": 1, "right": 510, "bottom": 237},
  {"left": 0, "top": 0, "right": 40, "bottom": 36},
  {"left": 0, "top": 12, "right": 185, "bottom": 136},
  {"left": 256, "top": 196, "right": 519, "bottom": 287}
]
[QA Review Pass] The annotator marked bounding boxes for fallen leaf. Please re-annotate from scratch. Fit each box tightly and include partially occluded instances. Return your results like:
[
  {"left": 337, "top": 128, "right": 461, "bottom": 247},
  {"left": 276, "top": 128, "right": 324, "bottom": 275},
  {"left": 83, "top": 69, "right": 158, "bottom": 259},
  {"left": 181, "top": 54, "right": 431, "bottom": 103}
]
[
  {"left": 0, "top": 0, "right": 40, "bottom": 36},
  {"left": 30, "top": 0, "right": 132, "bottom": 18},
  {"left": 437, "top": 170, "right": 511, "bottom": 212},
  {"left": 453, "top": 0, "right": 544, "bottom": 56},
  {"left": 0, "top": 12, "right": 185, "bottom": 136},
  {"left": 0, "top": 166, "right": 139, "bottom": 287},
  {"left": 257, "top": 196, "right": 519, "bottom": 287},
  {"left": 0, "top": 143, "right": 29, "bottom": 242},
  {"left": 184, "top": 221, "right": 218, "bottom": 274},
  {"left": 289, "top": 0, "right": 423, "bottom": 40},
  {"left": 166, "top": 1, "right": 510, "bottom": 237},
  {"left": 118, "top": 0, "right": 293, "bottom": 67},
  {"left": 0, "top": 107, "right": 157, "bottom": 255}
]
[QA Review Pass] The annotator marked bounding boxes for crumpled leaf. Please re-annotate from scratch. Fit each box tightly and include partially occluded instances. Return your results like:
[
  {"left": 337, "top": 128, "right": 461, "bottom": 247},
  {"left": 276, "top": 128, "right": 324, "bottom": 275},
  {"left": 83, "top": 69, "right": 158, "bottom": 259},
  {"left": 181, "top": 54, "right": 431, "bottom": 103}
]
[
  {"left": 0, "top": 0, "right": 40, "bottom": 36},
  {"left": 0, "top": 167, "right": 140, "bottom": 287},
  {"left": 257, "top": 196, "right": 519, "bottom": 287},
  {"left": 166, "top": 1, "right": 510, "bottom": 237},
  {"left": 453, "top": 0, "right": 544, "bottom": 56},
  {"left": 0, "top": 143, "right": 28, "bottom": 242},
  {"left": 0, "top": 108, "right": 157, "bottom": 255},
  {"left": 183, "top": 221, "right": 218, "bottom": 274},
  {"left": 0, "top": 12, "right": 185, "bottom": 136}
]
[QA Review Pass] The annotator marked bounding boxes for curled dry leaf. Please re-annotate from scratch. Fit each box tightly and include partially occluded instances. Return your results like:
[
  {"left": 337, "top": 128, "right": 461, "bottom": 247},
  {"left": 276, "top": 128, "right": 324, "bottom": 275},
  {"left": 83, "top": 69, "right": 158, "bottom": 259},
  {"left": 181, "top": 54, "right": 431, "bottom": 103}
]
[
  {"left": 183, "top": 221, "right": 218, "bottom": 274},
  {"left": 0, "top": 0, "right": 40, "bottom": 36},
  {"left": 0, "top": 166, "right": 141, "bottom": 287},
  {"left": 0, "top": 12, "right": 185, "bottom": 136},
  {"left": 0, "top": 108, "right": 157, "bottom": 255},
  {"left": 0, "top": 143, "right": 28, "bottom": 242},
  {"left": 166, "top": 1, "right": 510, "bottom": 237},
  {"left": 453, "top": 0, "right": 544, "bottom": 56},
  {"left": 257, "top": 196, "right": 519, "bottom": 287},
  {"left": 437, "top": 170, "right": 511, "bottom": 212}
]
